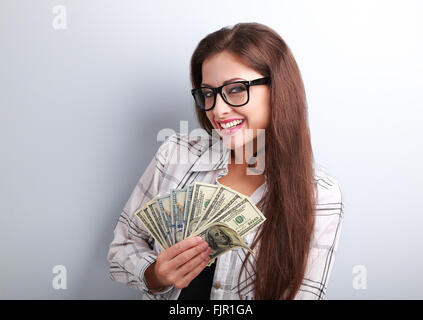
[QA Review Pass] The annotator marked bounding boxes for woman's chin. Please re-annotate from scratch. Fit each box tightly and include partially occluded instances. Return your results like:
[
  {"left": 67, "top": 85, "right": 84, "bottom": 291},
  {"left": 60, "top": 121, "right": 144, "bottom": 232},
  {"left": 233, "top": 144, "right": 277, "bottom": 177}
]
[{"left": 221, "top": 134, "right": 255, "bottom": 153}]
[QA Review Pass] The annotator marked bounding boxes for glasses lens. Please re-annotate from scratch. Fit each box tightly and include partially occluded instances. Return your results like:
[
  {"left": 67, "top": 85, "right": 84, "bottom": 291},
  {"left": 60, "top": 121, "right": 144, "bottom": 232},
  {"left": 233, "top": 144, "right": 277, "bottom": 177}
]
[
  {"left": 193, "top": 88, "right": 215, "bottom": 110},
  {"left": 222, "top": 82, "right": 248, "bottom": 106}
]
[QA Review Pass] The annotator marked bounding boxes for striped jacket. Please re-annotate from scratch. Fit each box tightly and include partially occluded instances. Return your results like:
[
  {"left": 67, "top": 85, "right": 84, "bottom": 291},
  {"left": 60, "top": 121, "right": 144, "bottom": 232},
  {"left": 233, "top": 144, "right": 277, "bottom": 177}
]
[{"left": 107, "top": 132, "right": 344, "bottom": 299}]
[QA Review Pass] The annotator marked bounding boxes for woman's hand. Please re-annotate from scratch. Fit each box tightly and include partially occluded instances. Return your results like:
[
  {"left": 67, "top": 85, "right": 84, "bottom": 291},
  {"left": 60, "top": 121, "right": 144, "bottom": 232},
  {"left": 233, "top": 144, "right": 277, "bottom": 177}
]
[{"left": 144, "top": 236, "right": 211, "bottom": 290}]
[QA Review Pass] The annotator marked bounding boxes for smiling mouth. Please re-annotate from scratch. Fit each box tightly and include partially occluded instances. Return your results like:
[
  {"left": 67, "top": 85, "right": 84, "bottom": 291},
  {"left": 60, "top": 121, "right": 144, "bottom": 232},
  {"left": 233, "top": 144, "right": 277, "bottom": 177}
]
[
  {"left": 217, "top": 119, "right": 245, "bottom": 130},
  {"left": 216, "top": 119, "right": 246, "bottom": 135}
]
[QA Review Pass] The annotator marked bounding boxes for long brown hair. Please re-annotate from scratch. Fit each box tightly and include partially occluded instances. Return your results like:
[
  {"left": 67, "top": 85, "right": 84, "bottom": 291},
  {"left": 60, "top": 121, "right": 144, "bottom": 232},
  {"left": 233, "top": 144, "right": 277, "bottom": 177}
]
[{"left": 190, "top": 22, "right": 316, "bottom": 299}]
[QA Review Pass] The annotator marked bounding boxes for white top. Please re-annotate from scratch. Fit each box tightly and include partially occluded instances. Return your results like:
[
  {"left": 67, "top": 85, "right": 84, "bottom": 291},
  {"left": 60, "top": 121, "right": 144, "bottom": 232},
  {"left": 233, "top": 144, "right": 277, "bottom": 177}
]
[{"left": 107, "top": 132, "right": 344, "bottom": 300}]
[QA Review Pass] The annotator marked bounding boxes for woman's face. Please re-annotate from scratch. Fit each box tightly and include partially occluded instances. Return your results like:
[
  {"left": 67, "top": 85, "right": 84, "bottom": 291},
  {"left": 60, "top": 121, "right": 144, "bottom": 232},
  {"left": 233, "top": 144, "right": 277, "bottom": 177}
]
[{"left": 202, "top": 51, "right": 271, "bottom": 154}]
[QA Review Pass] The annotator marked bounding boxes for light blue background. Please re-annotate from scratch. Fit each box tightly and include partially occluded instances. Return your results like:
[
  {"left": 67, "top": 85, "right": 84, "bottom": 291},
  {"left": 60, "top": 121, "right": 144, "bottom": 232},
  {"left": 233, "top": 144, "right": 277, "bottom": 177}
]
[{"left": 1, "top": 0, "right": 422, "bottom": 299}]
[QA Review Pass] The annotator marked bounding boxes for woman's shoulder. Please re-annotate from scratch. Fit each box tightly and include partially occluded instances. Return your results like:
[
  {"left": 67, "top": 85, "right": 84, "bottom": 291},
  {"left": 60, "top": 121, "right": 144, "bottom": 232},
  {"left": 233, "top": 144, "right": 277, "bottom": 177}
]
[
  {"left": 311, "top": 165, "right": 344, "bottom": 249},
  {"left": 156, "top": 131, "right": 214, "bottom": 163},
  {"left": 313, "top": 164, "right": 343, "bottom": 209}
]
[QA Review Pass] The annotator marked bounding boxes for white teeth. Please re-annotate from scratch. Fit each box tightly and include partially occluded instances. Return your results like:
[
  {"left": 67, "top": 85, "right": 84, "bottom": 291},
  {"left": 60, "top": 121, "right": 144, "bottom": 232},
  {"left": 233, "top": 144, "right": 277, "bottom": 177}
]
[{"left": 220, "top": 119, "right": 243, "bottom": 129}]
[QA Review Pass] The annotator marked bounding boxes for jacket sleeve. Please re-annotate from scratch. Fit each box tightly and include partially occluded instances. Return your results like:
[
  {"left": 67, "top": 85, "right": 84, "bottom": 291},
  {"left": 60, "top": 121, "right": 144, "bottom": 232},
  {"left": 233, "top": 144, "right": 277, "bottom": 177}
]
[
  {"left": 294, "top": 177, "right": 344, "bottom": 300},
  {"left": 106, "top": 134, "right": 177, "bottom": 299}
]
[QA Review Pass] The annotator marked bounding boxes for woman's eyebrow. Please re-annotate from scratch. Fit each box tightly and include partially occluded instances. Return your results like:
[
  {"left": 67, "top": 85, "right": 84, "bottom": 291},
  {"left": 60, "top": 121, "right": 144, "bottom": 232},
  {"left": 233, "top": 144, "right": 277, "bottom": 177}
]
[{"left": 201, "top": 77, "right": 245, "bottom": 87}]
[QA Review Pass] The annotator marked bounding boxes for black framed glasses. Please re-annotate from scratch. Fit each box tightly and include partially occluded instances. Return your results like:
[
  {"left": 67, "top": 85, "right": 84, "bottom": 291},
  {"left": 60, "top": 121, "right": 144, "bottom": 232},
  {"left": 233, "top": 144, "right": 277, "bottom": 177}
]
[{"left": 191, "top": 77, "right": 270, "bottom": 111}]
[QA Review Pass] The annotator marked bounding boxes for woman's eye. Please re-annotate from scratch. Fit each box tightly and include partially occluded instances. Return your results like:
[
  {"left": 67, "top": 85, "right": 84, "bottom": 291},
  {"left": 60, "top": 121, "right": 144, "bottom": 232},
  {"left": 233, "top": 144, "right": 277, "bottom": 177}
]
[
  {"left": 203, "top": 91, "right": 213, "bottom": 98},
  {"left": 229, "top": 86, "right": 245, "bottom": 93}
]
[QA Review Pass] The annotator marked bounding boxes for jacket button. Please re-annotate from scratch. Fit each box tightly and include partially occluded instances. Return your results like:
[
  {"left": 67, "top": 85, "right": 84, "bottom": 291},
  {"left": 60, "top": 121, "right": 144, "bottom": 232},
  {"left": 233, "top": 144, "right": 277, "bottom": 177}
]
[{"left": 213, "top": 282, "right": 221, "bottom": 289}]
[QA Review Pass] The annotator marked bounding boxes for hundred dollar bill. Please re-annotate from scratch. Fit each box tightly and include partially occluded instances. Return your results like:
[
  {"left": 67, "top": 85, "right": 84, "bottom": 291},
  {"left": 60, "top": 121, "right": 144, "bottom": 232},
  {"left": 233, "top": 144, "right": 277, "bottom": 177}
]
[
  {"left": 146, "top": 198, "right": 172, "bottom": 248},
  {"left": 202, "top": 192, "right": 245, "bottom": 228},
  {"left": 195, "top": 184, "right": 247, "bottom": 231},
  {"left": 182, "top": 184, "right": 194, "bottom": 239},
  {"left": 170, "top": 188, "right": 186, "bottom": 243},
  {"left": 204, "top": 197, "right": 266, "bottom": 238},
  {"left": 143, "top": 199, "right": 169, "bottom": 248},
  {"left": 156, "top": 194, "right": 175, "bottom": 246},
  {"left": 184, "top": 182, "right": 219, "bottom": 239},
  {"left": 134, "top": 204, "right": 167, "bottom": 250},
  {"left": 190, "top": 222, "right": 254, "bottom": 267}
]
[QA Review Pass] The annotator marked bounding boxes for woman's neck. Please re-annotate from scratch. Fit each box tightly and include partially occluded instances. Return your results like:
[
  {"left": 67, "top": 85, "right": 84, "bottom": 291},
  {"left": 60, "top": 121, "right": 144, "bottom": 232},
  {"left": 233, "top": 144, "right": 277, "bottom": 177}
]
[
  {"left": 229, "top": 137, "right": 266, "bottom": 176},
  {"left": 230, "top": 137, "right": 259, "bottom": 166}
]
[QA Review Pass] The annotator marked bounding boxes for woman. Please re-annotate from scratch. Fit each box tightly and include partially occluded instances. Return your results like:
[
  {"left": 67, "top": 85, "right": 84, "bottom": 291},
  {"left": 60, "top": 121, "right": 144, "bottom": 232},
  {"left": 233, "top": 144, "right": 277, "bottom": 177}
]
[{"left": 107, "top": 22, "right": 344, "bottom": 300}]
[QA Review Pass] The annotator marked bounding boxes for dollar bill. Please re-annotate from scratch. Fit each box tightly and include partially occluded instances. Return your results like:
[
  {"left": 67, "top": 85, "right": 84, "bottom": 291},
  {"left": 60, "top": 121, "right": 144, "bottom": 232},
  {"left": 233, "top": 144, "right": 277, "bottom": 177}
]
[
  {"left": 203, "top": 192, "right": 245, "bottom": 228},
  {"left": 195, "top": 184, "right": 247, "bottom": 231},
  {"left": 146, "top": 198, "right": 172, "bottom": 248},
  {"left": 133, "top": 180, "right": 265, "bottom": 265},
  {"left": 190, "top": 222, "right": 254, "bottom": 267},
  {"left": 184, "top": 182, "right": 219, "bottom": 239},
  {"left": 156, "top": 194, "right": 175, "bottom": 246},
  {"left": 203, "top": 197, "right": 266, "bottom": 238},
  {"left": 134, "top": 204, "right": 167, "bottom": 250},
  {"left": 182, "top": 184, "right": 194, "bottom": 239},
  {"left": 141, "top": 203, "right": 168, "bottom": 247},
  {"left": 170, "top": 188, "right": 186, "bottom": 243}
]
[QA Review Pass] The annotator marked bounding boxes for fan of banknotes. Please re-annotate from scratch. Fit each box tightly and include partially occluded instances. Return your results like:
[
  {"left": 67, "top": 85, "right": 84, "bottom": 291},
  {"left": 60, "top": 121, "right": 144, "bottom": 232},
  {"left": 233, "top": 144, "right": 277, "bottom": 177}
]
[{"left": 134, "top": 182, "right": 266, "bottom": 266}]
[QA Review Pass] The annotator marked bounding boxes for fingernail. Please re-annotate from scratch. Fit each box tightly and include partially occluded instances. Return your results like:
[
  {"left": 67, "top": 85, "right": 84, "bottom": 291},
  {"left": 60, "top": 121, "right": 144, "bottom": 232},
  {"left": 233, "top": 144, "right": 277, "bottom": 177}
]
[
  {"left": 201, "top": 243, "right": 208, "bottom": 250},
  {"left": 194, "top": 236, "right": 201, "bottom": 244}
]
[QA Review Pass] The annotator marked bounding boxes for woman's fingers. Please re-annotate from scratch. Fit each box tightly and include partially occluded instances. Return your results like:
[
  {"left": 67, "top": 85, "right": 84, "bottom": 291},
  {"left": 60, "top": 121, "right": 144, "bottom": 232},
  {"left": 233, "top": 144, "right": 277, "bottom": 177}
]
[
  {"left": 154, "top": 236, "right": 211, "bottom": 288},
  {"left": 175, "top": 247, "right": 212, "bottom": 278},
  {"left": 167, "top": 240, "right": 209, "bottom": 270},
  {"left": 161, "top": 236, "right": 202, "bottom": 261},
  {"left": 174, "top": 254, "right": 211, "bottom": 289}
]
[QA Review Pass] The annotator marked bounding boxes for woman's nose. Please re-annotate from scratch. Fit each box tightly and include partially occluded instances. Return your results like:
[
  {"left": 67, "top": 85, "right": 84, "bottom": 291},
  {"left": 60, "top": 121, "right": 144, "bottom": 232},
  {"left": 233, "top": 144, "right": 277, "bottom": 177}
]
[{"left": 213, "top": 92, "right": 232, "bottom": 116}]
